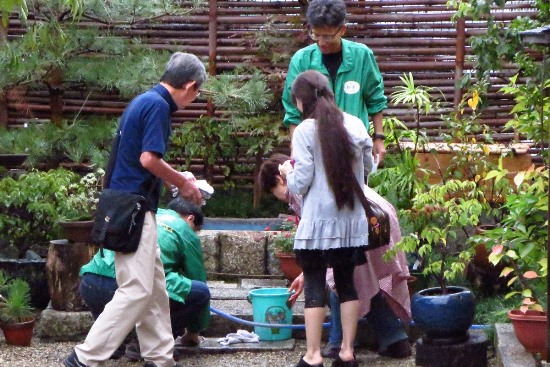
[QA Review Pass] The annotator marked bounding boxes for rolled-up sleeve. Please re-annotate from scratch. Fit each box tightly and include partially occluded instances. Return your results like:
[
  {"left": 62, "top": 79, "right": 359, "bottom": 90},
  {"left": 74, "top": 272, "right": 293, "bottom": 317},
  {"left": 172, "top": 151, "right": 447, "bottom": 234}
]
[{"left": 362, "top": 52, "right": 387, "bottom": 116}]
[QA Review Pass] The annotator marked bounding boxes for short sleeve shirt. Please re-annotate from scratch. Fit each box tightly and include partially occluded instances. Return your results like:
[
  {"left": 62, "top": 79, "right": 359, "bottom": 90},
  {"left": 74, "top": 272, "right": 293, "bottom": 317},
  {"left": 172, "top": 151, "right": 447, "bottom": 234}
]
[{"left": 109, "top": 84, "right": 177, "bottom": 211}]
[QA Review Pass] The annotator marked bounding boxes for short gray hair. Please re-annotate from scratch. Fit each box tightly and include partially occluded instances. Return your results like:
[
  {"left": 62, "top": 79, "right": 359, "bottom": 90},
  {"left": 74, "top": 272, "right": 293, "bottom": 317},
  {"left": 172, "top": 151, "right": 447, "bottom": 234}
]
[
  {"left": 161, "top": 52, "right": 208, "bottom": 89},
  {"left": 306, "top": 0, "right": 347, "bottom": 28}
]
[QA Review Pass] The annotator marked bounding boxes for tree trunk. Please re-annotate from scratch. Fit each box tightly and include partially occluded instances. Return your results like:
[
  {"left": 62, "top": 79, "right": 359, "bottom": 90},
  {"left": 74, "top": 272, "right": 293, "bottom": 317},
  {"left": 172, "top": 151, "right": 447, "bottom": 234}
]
[
  {"left": 46, "top": 240, "right": 97, "bottom": 312},
  {"left": 0, "top": 21, "right": 8, "bottom": 128}
]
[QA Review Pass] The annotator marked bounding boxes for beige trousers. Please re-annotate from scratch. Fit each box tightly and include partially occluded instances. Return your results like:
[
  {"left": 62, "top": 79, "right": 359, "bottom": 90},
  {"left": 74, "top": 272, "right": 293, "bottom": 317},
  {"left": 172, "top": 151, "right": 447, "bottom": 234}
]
[{"left": 75, "top": 212, "right": 175, "bottom": 367}]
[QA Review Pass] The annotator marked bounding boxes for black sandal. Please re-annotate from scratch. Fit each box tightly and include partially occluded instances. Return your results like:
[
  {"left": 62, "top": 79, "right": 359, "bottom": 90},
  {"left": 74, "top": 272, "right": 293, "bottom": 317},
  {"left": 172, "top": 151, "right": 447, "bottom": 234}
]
[
  {"left": 295, "top": 356, "right": 324, "bottom": 367},
  {"left": 331, "top": 356, "right": 358, "bottom": 367}
]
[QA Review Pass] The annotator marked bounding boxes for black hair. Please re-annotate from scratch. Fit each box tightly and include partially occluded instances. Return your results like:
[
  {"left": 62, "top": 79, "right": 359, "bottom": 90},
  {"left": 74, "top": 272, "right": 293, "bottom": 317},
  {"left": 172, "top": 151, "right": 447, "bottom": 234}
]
[
  {"left": 306, "top": 0, "right": 347, "bottom": 28},
  {"left": 166, "top": 197, "right": 204, "bottom": 228},
  {"left": 291, "top": 70, "right": 356, "bottom": 210},
  {"left": 258, "top": 153, "right": 291, "bottom": 193}
]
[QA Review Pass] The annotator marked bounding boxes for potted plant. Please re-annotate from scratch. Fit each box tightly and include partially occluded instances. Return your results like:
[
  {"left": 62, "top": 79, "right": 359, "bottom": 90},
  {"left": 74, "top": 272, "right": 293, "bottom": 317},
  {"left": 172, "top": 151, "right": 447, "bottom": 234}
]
[
  {"left": 0, "top": 270, "right": 36, "bottom": 346},
  {"left": 0, "top": 168, "right": 103, "bottom": 308},
  {"left": 0, "top": 127, "right": 31, "bottom": 170},
  {"left": 56, "top": 168, "right": 104, "bottom": 244},
  {"left": 392, "top": 179, "right": 485, "bottom": 343},
  {"left": 477, "top": 166, "right": 548, "bottom": 358},
  {"left": 271, "top": 216, "right": 301, "bottom": 282}
]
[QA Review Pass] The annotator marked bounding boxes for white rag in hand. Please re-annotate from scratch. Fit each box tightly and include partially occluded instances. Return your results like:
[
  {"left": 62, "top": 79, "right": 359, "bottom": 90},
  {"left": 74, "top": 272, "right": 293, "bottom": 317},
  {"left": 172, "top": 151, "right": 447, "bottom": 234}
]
[{"left": 217, "top": 329, "right": 260, "bottom": 346}]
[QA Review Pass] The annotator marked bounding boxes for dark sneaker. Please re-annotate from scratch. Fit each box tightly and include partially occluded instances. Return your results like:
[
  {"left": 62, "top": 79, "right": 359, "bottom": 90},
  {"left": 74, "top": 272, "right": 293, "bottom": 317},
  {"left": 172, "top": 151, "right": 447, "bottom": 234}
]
[
  {"left": 125, "top": 340, "right": 143, "bottom": 361},
  {"left": 109, "top": 344, "right": 126, "bottom": 360},
  {"left": 321, "top": 344, "right": 340, "bottom": 359},
  {"left": 379, "top": 339, "right": 412, "bottom": 359},
  {"left": 63, "top": 350, "right": 88, "bottom": 367},
  {"left": 143, "top": 363, "right": 183, "bottom": 367}
]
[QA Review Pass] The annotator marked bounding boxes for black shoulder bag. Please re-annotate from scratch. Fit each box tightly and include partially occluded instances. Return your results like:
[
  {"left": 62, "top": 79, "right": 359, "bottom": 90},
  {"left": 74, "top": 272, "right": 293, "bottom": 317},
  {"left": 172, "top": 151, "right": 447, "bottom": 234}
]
[
  {"left": 351, "top": 177, "right": 391, "bottom": 250},
  {"left": 90, "top": 130, "right": 157, "bottom": 255}
]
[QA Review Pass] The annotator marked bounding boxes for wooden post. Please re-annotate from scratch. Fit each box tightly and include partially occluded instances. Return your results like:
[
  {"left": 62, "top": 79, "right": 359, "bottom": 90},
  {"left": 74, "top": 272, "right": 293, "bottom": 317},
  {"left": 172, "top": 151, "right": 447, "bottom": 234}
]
[
  {"left": 453, "top": 16, "right": 466, "bottom": 110},
  {"left": 0, "top": 21, "right": 8, "bottom": 128},
  {"left": 253, "top": 150, "right": 263, "bottom": 208}
]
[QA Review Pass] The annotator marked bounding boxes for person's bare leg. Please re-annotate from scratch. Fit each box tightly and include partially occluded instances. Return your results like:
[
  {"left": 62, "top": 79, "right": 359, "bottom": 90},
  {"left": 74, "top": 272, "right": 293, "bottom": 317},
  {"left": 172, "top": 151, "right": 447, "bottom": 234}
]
[
  {"left": 303, "top": 307, "right": 325, "bottom": 366},
  {"left": 339, "top": 300, "right": 359, "bottom": 362}
]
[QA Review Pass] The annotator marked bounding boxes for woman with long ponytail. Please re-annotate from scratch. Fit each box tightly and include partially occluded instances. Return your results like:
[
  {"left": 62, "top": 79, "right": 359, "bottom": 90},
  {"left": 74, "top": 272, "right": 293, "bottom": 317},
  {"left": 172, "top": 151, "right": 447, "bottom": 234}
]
[{"left": 280, "top": 70, "right": 373, "bottom": 367}]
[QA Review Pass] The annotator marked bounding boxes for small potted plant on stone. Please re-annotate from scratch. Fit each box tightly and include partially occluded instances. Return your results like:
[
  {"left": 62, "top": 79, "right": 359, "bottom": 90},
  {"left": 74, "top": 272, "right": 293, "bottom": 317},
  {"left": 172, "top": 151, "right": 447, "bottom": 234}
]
[
  {"left": 0, "top": 270, "right": 36, "bottom": 346},
  {"left": 271, "top": 216, "right": 301, "bottom": 282},
  {"left": 479, "top": 166, "right": 548, "bottom": 358}
]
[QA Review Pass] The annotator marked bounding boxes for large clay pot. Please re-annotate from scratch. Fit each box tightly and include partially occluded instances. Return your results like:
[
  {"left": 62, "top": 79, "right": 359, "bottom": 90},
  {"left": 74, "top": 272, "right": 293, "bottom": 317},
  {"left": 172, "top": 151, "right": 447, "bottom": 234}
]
[
  {"left": 46, "top": 239, "right": 97, "bottom": 311},
  {"left": 411, "top": 286, "right": 475, "bottom": 344},
  {"left": 58, "top": 220, "right": 94, "bottom": 244},
  {"left": 275, "top": 252, "right": 302, "bottom": 283},
  {"left": 1, "top": 317, "right": 35, "bottom": 346},
  {"left": 508, "top": 309, "right": 547, "bottom": 359}
]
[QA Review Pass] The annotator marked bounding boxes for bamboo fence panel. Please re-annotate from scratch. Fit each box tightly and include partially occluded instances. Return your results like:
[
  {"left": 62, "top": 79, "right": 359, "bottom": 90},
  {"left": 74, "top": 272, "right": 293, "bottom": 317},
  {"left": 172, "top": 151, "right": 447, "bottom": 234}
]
[{"left": 3, "top": 0, "right": 539, "bottom": 186}]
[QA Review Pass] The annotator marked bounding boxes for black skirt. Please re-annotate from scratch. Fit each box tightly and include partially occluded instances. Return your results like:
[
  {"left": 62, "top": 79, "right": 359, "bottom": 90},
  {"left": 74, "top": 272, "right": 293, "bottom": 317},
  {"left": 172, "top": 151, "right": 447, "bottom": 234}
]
[{"left": 294, "top": 246, "right": 368, "bottom": 271}]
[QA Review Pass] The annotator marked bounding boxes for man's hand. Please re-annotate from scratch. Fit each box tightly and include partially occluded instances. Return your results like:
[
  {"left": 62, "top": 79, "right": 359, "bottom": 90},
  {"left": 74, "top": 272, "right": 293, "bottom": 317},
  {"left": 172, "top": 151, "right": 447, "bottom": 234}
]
[
  {"left": 372, "top": 138, "right": 386, "bottom": 163},
  {"left": 178, "top": 179, "right": 202, "bottom": 206}
]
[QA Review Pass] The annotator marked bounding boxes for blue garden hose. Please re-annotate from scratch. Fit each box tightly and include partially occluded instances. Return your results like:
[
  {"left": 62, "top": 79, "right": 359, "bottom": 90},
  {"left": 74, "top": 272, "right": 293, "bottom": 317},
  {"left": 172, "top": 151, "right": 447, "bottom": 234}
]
[
  {"left": 209, "top": 306, "right": 493, "bottom": 330},
  {"left": 210, "top": 305, "right": 329, "bottom": 330}
]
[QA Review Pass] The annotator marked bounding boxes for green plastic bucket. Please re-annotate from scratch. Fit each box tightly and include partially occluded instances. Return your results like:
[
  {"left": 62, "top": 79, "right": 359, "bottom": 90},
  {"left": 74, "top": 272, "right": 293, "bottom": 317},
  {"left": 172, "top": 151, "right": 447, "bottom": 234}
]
[{"left": 247, "top": 287, "right": 293, "bottom": 341}]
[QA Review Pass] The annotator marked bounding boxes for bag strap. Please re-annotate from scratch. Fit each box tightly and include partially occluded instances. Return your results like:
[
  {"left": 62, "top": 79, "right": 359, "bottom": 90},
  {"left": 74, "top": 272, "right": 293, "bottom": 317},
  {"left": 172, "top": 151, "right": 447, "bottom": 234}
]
[
  {"left": 350, "top": 174, "right": 372, "bottom": 216},
  {"left": 103, "top": 128, "right": 159, "bottom": 196},
  {"left": 102, "top": 130, "right": 121, "bottom": 190},
  {"left": 97, "top": 205, "right": 117, "bottom": 257}
]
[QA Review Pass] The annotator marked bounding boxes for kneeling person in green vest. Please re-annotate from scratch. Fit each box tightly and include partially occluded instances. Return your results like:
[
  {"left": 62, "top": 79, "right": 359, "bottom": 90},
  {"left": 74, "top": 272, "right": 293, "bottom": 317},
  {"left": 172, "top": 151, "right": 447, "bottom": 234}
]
[{"left": 79, "top": 197, "right": 210, "bottom": 361}]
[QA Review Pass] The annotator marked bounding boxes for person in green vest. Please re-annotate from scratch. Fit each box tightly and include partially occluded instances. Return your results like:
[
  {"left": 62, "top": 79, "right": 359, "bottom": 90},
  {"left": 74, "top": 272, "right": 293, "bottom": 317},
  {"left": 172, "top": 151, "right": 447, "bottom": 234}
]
[
  {"left": 79, "top": 197, "right": 210, "bottom": 361},
  {"left": 282, "top": 0, "right": 388, "bottom": 163}
]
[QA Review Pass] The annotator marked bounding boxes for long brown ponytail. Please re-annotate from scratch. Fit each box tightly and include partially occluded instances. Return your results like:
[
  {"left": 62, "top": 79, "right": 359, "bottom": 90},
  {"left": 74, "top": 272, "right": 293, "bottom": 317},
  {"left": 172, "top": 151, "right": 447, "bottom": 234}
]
[{"left": 291, "top": 70, "right": 356, "bottom": 210}]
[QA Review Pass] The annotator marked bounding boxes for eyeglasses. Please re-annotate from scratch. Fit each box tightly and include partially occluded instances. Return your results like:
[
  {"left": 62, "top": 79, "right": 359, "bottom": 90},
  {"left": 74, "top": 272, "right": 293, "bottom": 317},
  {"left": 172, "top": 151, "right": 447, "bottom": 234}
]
[{"left": 309, "top": 26, "right": 343, "bottom": 42}]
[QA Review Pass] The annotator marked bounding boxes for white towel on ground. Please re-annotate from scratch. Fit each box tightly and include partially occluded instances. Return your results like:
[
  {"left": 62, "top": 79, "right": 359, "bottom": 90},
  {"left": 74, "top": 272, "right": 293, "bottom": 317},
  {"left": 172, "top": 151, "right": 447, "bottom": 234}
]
[{"left": 217, "top": 329, "right": 260, "bottom": 346}]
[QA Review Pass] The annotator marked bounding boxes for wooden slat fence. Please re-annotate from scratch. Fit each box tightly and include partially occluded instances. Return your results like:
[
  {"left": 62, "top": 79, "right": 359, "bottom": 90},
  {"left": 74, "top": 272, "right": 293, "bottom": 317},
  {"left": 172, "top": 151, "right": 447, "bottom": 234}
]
[{"left": 2, "top": 0, "right": 540, "bottom": 186}]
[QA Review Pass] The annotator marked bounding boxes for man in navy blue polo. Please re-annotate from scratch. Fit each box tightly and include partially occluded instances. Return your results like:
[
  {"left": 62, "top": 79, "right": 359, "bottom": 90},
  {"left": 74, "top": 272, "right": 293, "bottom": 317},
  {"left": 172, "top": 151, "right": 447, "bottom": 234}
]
[{"left": 64, "top": 52, "right": 207, "bottom": 367}]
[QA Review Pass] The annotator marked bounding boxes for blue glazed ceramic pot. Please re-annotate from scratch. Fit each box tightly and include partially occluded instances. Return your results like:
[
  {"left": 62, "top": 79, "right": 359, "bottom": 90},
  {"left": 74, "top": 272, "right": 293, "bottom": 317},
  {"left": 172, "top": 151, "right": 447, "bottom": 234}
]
[{"left": 411, "top": 286, "right": 475, "bottom": 343}]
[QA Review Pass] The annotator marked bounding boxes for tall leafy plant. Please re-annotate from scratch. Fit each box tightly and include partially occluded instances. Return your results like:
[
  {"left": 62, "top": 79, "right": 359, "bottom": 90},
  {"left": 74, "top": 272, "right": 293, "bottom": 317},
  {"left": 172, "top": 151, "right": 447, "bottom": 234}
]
[
  {"left": 390, "top": 179, "right": 484, "bottom": 293},
  {"left": 477, "top": 167, "right": 549, "bottom": 312}
]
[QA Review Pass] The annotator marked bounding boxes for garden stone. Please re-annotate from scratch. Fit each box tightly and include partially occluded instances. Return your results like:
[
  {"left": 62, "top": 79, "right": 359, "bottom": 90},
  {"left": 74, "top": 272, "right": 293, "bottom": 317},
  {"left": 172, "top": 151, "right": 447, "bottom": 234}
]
[
  {"left": 37, "top": 307, "right": 93, "bottom": 341},
  {"left": 219, "top": 231, "right": 266, "bottom": 275},
  {"left": 198, "top": 231, "right": 219, "bottom": 273},
  {"left": 25, "top": 250, "right": 42, "bottom": 260}
]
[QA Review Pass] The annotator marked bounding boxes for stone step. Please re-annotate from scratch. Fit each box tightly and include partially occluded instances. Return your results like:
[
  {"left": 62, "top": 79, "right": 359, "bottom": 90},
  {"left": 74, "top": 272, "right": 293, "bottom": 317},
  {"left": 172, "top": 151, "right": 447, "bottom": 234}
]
[{"left": 36, "top": 278, "right": 313, "bottom": 342}]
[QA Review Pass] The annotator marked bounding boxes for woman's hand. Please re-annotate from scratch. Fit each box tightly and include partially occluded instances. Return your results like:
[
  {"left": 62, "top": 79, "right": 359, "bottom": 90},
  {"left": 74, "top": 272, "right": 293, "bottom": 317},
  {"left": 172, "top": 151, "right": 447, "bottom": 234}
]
[
  {"left": 287, "top": 272, "right": 304, "bottom": 307},
  {"left": 278, "top": 160, "right": 294, "bottom": 178}
]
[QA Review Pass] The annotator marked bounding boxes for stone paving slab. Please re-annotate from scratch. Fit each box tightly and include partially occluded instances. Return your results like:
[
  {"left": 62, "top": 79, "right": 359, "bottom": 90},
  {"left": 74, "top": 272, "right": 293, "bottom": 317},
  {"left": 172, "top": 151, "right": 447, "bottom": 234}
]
[
  {"left": 495, "top": 323, "right": 537, "bottom": 367},
  {"left": 176, "top": 337, "right": 296, "bottom": 354}
]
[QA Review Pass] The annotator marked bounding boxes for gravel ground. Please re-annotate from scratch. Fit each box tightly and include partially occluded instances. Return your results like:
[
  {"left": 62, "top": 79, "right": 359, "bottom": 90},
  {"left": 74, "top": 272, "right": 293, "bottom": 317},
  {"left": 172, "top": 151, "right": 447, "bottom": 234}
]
[
  {"left": 0, "top": 338, "right": 419, "bottom": 367},
  {"left": 0, "top": 337, "right": 498, "bottom": 367}
]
